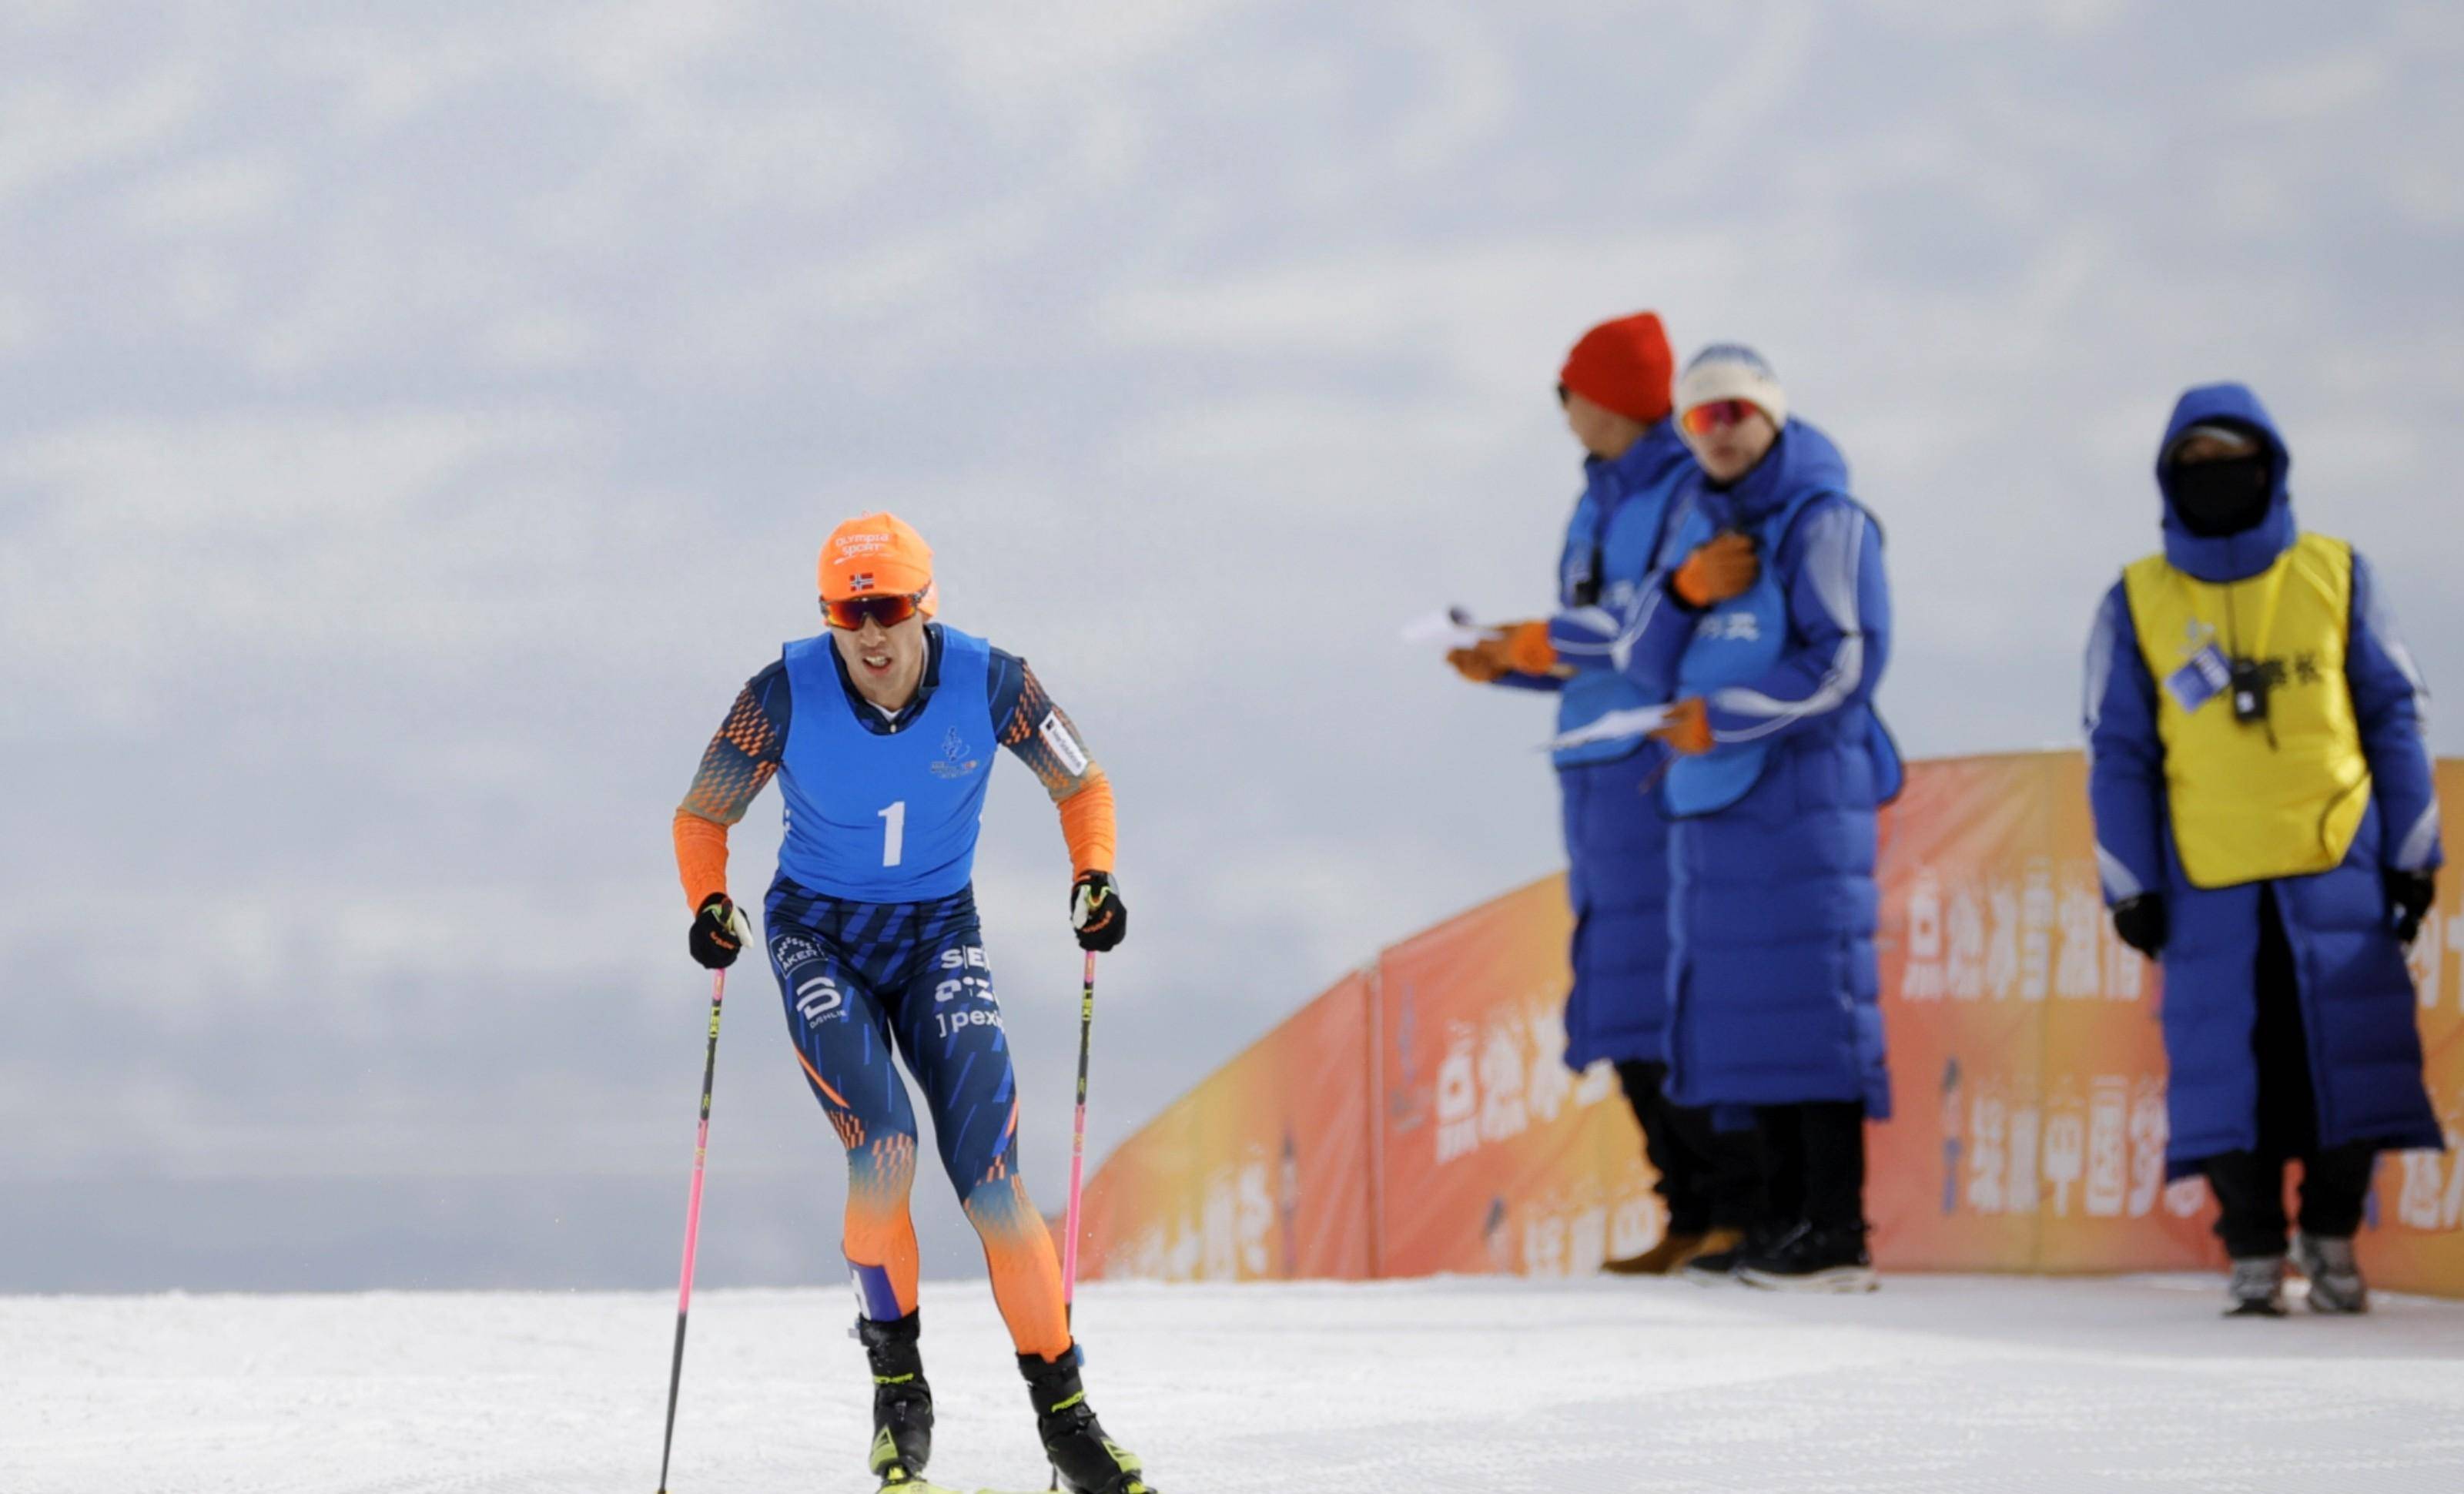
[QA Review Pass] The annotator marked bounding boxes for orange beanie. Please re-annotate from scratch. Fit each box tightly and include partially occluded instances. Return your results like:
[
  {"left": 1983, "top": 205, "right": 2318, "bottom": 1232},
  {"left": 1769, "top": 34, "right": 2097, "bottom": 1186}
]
[
  {"left": 818, "top": 511, "right": 938, "bottom": 615},
  {"left": 1559, "top": 312, "right": 1675, "bottom": 424}
]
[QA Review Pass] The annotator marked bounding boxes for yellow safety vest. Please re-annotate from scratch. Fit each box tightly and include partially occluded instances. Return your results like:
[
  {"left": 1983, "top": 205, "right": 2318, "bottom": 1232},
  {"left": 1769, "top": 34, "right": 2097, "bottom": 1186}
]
[{"left": 2121, "top": 532, "right": 2371, "bottom": 890}]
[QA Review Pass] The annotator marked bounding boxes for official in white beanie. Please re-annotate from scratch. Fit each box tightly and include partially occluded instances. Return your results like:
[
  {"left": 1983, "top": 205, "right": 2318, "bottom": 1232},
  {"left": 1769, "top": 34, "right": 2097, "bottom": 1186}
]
[{"left": 1639, "top": 337, "right": 1901, "bottom": 1291}]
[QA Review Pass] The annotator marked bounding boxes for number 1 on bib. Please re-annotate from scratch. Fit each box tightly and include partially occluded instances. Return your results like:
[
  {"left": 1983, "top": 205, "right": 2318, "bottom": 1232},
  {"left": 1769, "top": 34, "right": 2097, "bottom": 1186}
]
[{"left": 878, "top": 801, "right": 906, "bottom": 867}]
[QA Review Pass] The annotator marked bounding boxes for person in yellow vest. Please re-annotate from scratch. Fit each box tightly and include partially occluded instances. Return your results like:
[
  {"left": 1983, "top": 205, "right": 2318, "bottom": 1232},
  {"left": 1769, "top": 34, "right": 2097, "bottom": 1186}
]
[{"left": 2085, "top": 382, "right": 2442, "bottom": 1317}]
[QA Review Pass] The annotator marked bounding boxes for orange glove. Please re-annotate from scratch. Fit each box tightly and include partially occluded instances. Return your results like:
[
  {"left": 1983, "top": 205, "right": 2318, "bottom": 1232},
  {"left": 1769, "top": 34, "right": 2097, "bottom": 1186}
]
[
  {"left": 1497, "top": 620, "right": 1557, "bottom": 676},
  {"left": 1651, "top": 698, "right": 1713, "bottom": 755},
  {"left": 1446, "top": 643, "right": 1509, "bottom": 683},
  {"left": 1672, "top": 532, "right": 1759, "bottom": 608}
]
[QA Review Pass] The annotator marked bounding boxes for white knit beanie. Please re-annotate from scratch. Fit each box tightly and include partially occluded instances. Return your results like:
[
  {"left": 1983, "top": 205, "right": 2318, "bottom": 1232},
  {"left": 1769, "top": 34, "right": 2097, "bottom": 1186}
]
[{"left": 1676, "top": 343, "right": 1788, "bottom": 430}]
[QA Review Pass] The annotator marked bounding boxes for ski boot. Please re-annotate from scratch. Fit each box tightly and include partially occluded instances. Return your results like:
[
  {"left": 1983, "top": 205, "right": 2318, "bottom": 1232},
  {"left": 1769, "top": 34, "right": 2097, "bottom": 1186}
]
[
  {"left": 2225, "top": 1254, "right": 2288, "bottom": 1317},
  {"left": 2292, "top": 1232, "right": 2369, "bottom": 1315},
  {"left": 1019, "top": 1349, "right": 1155, "bottom": 1494},
  {"left": 857, "top": 1311, "right": 935, "bottom": 1486}
]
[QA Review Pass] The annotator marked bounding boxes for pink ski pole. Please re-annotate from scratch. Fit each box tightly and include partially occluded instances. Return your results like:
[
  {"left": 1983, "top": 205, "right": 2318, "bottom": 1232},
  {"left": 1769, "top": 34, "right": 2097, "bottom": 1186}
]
[
  {"left": 1060, "top": 951, "right": 1097, "bottom": 1318},
  {"left": 655, "top": 968, "right": 726, "bottom": 1494}
]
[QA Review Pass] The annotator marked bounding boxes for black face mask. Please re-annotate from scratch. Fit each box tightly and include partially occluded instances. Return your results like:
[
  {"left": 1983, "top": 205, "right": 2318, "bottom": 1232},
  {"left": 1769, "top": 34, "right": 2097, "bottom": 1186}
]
[{"left": 2170, "top": 454, "right": 2272, "bottom": 538}]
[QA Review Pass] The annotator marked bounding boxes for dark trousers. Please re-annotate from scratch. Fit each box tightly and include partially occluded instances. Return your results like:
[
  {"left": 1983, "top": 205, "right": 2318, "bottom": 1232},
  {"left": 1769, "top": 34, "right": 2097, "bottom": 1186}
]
[
  {"left": 1614, "top": 1060, "right": 1761, "bottom": 1234},
  {"left": 2206, "top": 1144, "right": 2377, "bottom": 1259},
  {"left": 1757, "top": 1100, "right": 1868, "bottom": 1236},
  {"left": 2201, "top": 886, "right": 2381, "bottom": 1260}
]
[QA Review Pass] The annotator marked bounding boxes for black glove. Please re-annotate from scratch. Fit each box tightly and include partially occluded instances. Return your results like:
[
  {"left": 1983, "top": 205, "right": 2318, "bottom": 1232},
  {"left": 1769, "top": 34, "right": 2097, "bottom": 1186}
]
[
  {"left": 2111, "top": 894, "right": 2166, "bottom": 960},
  {"left": 1070, "top": 871, "right": 1127, "bottom": 953},
  {"left": 689, "top": 893, "right": 751, "bottom": 969},
  {"left": 2387, "top": 869, "right": 2436, "bottom": 946}
]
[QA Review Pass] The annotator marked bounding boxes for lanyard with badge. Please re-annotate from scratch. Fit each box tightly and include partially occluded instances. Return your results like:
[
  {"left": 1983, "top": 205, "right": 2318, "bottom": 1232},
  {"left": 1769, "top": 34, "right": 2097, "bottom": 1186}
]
[{"left": 2163, "top": 561, "right": 2292, "bottom": 739}]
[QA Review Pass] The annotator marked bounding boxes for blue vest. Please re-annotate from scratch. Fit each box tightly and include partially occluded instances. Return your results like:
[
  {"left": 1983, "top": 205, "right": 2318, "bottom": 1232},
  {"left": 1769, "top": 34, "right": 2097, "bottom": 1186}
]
[
  {"left": 775, "top": 625, "right": 999, "bottom": 902},
  {"left": 1663, "top": 485, "right": 1826, "bottom": 816},
  {"left": 1553, "top": 437, "right": 1690, "bottom": 768}
]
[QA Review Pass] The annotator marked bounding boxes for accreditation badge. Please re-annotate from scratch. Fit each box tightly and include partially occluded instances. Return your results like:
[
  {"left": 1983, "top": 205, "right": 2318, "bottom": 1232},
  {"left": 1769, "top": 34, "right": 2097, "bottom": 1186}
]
[{"left": 2164, "top": 643, "right": 2232, "bottom": 714}]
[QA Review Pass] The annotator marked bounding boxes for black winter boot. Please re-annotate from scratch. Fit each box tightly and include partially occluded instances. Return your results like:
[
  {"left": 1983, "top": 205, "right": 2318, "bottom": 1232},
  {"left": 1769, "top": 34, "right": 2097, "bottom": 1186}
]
[
  {"left": 1684, "top": 1222, "right": 1783, "bottom": 1285},
  {"left": 856, "top": 1311, "right": 933, "bottom": 1485},
  {"left": 1019, "top": 1349, "right": 1153, "bottom": 1494},
  {"left": 1736, "top": 1223, "right": 1878, "bottom": 1292}
]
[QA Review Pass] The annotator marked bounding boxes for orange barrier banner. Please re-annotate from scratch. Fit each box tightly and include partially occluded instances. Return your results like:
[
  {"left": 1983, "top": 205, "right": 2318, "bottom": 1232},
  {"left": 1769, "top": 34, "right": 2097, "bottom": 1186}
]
[
  {"left": 1068, "top": 970, "right": 1376, "bottom": 1281},
  {"left": 1068, "top": 753, "right": 2464, "bottom": 1297},
  {"left": 1868, "top": 754, "right": 2218, "bottom": 1274},
  {"left": 1372, "top": 877, "right": 1656, "bottom": 1278},
  {"left": 2370, "top": 762, "right": 2464, "bottom": 1294}
]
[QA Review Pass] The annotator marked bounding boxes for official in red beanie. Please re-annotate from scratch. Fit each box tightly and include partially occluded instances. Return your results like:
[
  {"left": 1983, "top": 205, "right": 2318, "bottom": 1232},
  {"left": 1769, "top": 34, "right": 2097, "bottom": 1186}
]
[{"left": 1446, "top": 310, "right": 1759, "bottom": 1277}]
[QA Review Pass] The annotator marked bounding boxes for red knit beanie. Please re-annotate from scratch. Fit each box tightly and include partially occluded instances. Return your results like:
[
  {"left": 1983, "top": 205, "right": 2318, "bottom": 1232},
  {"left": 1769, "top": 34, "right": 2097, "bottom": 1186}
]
[{"left": 1558, "top": 312, "right": 1674, "bottom": 424}]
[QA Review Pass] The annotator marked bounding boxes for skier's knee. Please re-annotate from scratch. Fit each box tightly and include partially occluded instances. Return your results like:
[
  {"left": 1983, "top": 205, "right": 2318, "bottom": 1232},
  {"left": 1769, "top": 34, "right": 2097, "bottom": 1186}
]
[{"left": 845, "top": 1126, "right": 919, "bottom": 1175}]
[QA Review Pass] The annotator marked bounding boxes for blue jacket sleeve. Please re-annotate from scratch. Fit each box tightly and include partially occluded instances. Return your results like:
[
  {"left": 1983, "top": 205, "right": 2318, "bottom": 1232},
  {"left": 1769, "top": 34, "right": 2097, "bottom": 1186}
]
[
  {"left": 2084, "top": 581, "right": 2168, "bottom": 904},
  {"left": 1567, "top": 571, "right": 1685, "bottom": 700},
  {"left": 1696, "top": 498, "right": 1889, "bottom": 745},
  {"left": 1547, "top": 604, "right": 1625, "bottom": 670},
  {"left": 1592, "top": 483, "right": 1702, "bottom": 695},
  {"left": 2348, "top": 551, "right": 2442, "bottom": 873}
]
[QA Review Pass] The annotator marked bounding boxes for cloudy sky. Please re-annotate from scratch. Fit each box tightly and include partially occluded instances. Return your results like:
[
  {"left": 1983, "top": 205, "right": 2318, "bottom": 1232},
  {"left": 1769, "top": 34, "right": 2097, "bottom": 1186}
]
[{"left": 5, "top": 0, "right": 2461, "bottom": 1291}]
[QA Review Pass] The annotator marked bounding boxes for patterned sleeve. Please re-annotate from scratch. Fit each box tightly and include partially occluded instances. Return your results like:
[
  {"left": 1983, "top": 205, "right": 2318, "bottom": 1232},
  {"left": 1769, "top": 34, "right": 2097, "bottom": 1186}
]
[
  {"left": 993, "top": 655, "right": 1101, "bottom": 802},
  {"left": 672, "top": 662, "right": 792, "bottom": 910},
  {"left": 679, "top": 662, "right": 792, "bottom": 826},
  {"left": 992, "top": 652, "right": 1116, "bottom": 875}
]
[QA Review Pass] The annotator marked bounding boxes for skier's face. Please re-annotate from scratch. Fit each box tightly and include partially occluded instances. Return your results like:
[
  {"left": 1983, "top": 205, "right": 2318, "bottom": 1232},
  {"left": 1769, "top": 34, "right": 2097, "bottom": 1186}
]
[{"left": 832, "top": 609, "right": 929, "bottom": 710}]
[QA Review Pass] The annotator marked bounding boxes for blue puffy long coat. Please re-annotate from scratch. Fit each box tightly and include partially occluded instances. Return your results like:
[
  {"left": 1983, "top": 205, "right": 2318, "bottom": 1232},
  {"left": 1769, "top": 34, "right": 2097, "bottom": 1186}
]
[
  {"left": 2085, "top": 382, "right": 2442, "bottom": 1176},
  {"left": 1619, "top": 420, "right": 1900, "bottom": 1115},
  {"left": 1497, "top": 421, "right": 1694, "bottom": 1068}
]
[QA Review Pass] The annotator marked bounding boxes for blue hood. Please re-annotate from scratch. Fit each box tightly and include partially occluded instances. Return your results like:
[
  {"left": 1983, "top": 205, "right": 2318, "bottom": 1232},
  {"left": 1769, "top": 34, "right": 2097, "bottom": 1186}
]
[
  {"left": 1698, "top": 418, "right": 1850, "bottom": 530},
  {"left": 2156, "top": 382, "right": 2295, "bottom": 583}
]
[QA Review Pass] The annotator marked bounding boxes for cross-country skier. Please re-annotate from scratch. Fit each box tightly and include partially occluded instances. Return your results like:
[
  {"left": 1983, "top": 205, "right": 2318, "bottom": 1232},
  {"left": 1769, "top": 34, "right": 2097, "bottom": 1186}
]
[{"left": 671, "top": 511, "right": 1153, "bottom": 1494}]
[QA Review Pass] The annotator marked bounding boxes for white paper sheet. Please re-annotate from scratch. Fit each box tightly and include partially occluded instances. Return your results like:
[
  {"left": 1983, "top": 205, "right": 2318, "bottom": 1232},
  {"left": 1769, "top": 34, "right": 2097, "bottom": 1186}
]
[
  {"left": 1544, "top": 704, "right": 1672, "bottom": 752},
  {"left": 1398, "top": 606, "right": 1491, "bottom": 651}
]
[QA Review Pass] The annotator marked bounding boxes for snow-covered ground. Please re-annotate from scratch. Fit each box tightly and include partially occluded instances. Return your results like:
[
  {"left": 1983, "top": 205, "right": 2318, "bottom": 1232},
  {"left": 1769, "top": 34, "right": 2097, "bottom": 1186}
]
[{"left": 6, "top": 1273, "right": 2462, "bottom": 1494}]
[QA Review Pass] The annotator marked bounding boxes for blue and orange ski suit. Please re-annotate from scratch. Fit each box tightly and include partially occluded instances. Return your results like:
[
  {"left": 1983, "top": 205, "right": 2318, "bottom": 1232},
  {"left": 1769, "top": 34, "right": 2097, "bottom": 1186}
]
[{"left": 672, "top": 621, "right": 1114, "bottom": 1361}]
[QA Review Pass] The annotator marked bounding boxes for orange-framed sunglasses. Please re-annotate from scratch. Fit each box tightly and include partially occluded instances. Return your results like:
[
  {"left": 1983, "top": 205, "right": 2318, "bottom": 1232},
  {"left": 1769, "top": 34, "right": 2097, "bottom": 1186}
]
[
  {"left": 1679, "top": 399, "right": 1758, "bottom": 437},
  {"left": 822, "top": 591, "right": 929, "bottom": 630}
]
